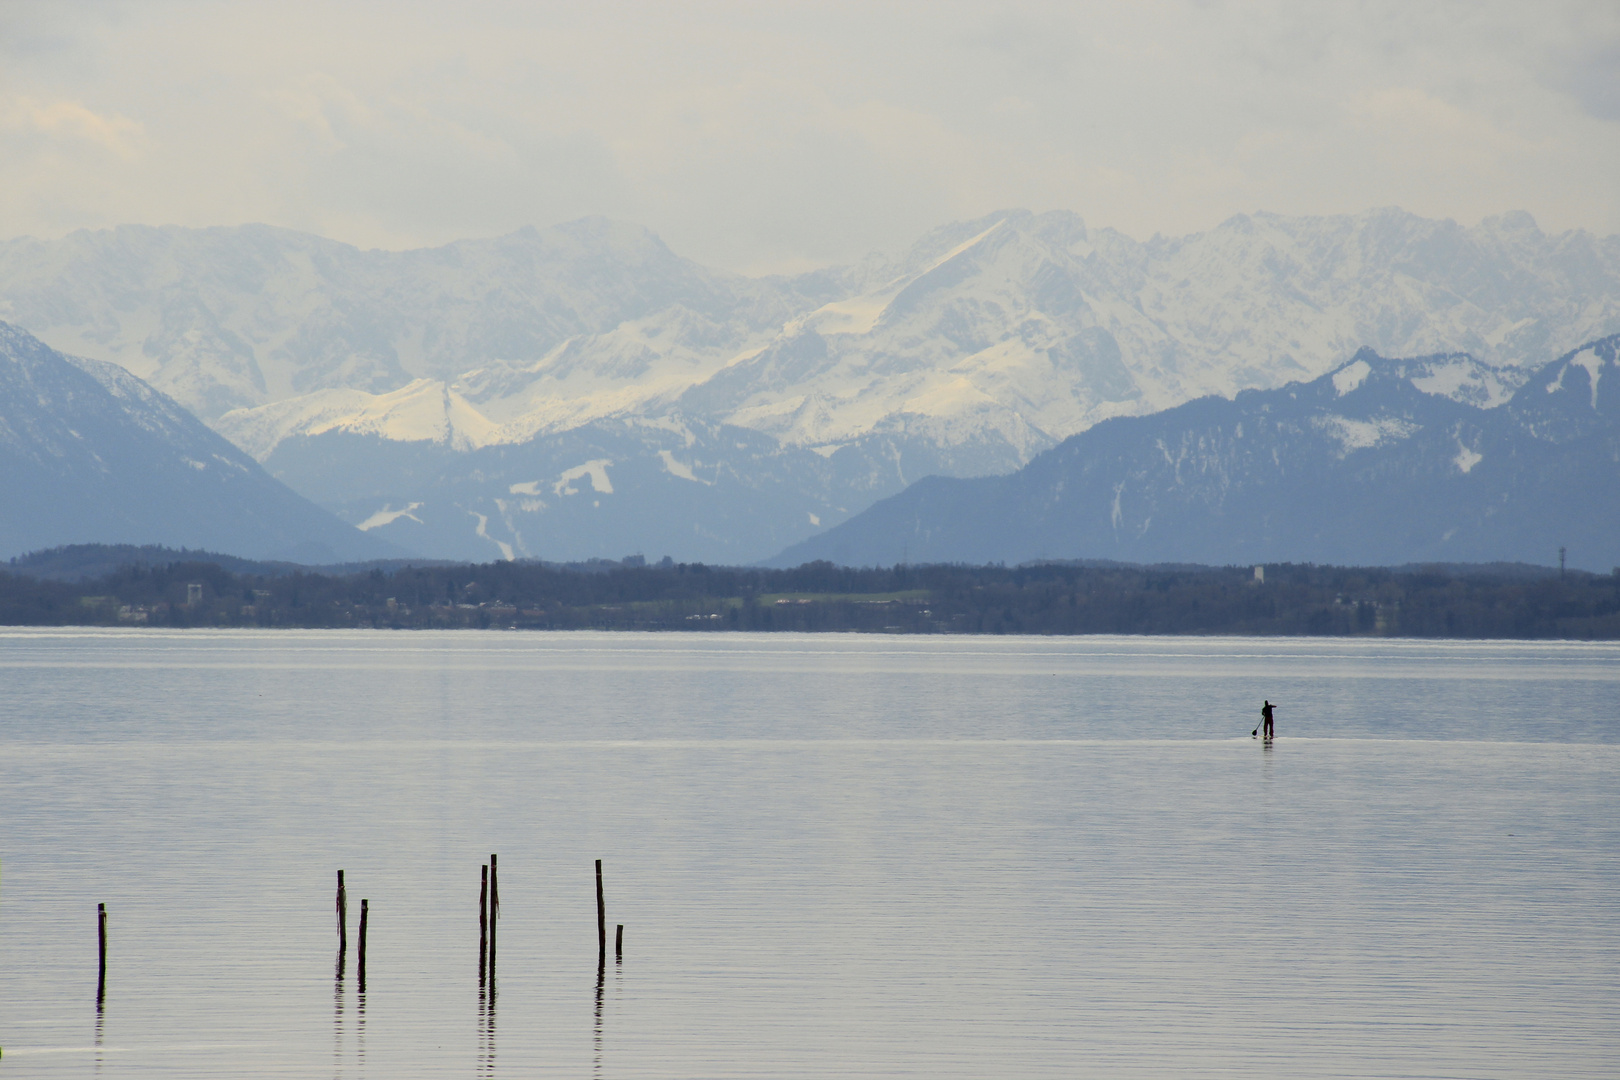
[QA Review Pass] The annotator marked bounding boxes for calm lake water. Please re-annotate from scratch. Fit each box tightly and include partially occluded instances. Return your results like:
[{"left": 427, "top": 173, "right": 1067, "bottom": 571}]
[{"left": 1, "top": 629, "right": 1616, "bottom": 1078}]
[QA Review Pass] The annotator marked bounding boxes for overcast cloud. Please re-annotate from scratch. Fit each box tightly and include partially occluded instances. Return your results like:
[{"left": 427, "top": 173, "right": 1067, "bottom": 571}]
[{"left": 1, "top": 0, "right": 1617, "bottom": 273}]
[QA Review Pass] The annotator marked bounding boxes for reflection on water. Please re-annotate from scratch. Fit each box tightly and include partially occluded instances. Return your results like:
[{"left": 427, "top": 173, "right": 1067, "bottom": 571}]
[
  {"left": 478, "top": 933, "right": 496, "bottom": 1074},
  {"left": 93, "top": 995, "right": 104, "bottom": 1074},
  {"left": 334, "top": 957, "right": 366, "bottom": 1074},
  {"left": 332, "top": 971, "right": 343, "bottom": 1076},
  {"left": 593, "top": 960, "right": 605, "bottom": 1075},
  {"left": 0, "top": 630, "right": 1616, "bottom": 1079},
  {"left": 594, "top": 948, "right": 623, "bottom": 1077},
  {"left": 477, "top": 975, "right": 496, "bottom": 1075}
]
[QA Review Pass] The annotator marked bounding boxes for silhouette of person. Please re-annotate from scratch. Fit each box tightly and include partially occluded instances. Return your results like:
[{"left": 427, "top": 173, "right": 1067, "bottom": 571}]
[{"left": 1261, "top": 700, "right": 1275, "bottom": 740}]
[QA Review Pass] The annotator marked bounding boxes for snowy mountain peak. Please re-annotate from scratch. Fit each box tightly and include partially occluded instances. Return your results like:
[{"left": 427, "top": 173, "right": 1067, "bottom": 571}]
[
  {"left": 6, "top": 209, "right": 1620, "bottom": 564},
  {"left": 0, "top": 216, "right": 810, "bottom": 421}
]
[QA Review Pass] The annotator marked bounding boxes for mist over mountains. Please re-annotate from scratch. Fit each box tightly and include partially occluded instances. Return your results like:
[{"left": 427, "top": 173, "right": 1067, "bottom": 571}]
[{"left": 2, "top": 207, "right": 1618, "bottom": 565}]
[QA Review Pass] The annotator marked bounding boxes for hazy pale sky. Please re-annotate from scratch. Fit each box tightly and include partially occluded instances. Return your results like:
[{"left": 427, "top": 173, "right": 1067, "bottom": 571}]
[{"left": 2, "top": 0, "right": 1617, "bottom": 273}]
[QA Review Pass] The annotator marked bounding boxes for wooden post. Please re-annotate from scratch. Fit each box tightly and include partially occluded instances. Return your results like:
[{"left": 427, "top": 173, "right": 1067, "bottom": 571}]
[
  {"left": 479, "top": 863, "right": 488, "bottom": 982},
  {"left": 358, "top": 899, "right": 368, "bottom": 991},
  {"left": 336, "top": 870, "right": 347, "bottom": 966},
  {"left": 615, "top": 923, "right": 623, "bottom": 959},
  {"left": 489, "top": 854, "right": 498, "bottom": 968},
  {"left": 596, "top": 859, "right": 606, "bottom": 962},
  {"left": 97, "top": 903, "right": 107, "bottom": 1001}
]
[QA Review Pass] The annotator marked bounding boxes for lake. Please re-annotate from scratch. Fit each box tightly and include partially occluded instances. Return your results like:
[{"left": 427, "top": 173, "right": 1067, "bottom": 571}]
[{"left": 1, "top": 629, "right": 1616, "bottom": 1078}]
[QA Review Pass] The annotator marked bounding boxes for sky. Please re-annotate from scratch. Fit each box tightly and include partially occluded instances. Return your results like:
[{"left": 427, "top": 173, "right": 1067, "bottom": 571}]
[{"left": 1, "top": 0, "right": 1617, "bottom": 274}]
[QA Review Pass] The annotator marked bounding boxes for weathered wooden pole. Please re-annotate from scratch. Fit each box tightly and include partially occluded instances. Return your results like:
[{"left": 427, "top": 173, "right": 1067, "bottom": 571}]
[
  {"left": 596, "top": 859, "right": 606, "bottom": 962},
  {"left": 479, "top": 863, "right": 489, "bottom": 982},
  {"left": 615, "top": 923, "right": 623, "bottom": 959},
  {"left": 357, "top": 899, "right": 369, "bottom": 992},
  {"left": 336, "top": 870, "right": 348, "bottom": 970},
  {"left": 489, "top": 854, "right": 498, "bottom": 969},
  {"left": 97, "top": 903, "right": 107, "bottom": 1001}
]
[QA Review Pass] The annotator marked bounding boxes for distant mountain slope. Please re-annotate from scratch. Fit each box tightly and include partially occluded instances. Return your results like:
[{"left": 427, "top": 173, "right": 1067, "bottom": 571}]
[
  {"left": 0, "top": 322, "right": 404, "bottom": 562},
  {"left": 771, "top": 336, "right": 1620, "bottom": 571},
  {"left": 249, "top": 416, "right": 920, "bottom": 564},
  {"left": 678, "top": 207, "right": 1617, "bottom": 472},
  {"left": 0, "top": 209, "right": 1608, "bottom": 451},
  {"left": 200, "top": 208, "right": 1620, "bottom": 469},
  {"left": 0, "top": 217, "right": 838, "bottom": 420},
  {"left": 5, "top": 209, "right": 1619, "bottom": 562}
]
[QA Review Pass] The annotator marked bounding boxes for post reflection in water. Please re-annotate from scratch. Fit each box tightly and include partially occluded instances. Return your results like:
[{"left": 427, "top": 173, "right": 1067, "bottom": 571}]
[
  {"left": 333, "top": 945, "right": 364, "bottom": 1073},
  {"left": 333, "top": 956, "right": 345, "bottom": 1077},
  {"left": 593, "top": 959, "right": 606, "bottom": 1076},
  {"left": 94, "top": 996, "right": 105, "bottom": 1074},
  {"left": 477, "top": 949, "right": 496, "bottom": 1073}
]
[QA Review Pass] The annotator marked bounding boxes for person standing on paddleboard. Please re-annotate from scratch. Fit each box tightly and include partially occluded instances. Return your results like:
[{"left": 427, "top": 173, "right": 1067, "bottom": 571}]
[{"left": 1261, "top": 700, "right": 1275, "bottom": 740}]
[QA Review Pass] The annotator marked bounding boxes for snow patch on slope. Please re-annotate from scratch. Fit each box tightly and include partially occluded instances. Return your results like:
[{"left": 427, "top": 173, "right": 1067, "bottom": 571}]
[
  {"left": 798, "top": 295, "right": 891, "bottom": 337},
  {"left": 658, "top": 449, "right": 709, "bottom": 484},
  {"left": 554, "top": 459, "right": 614, "bottom": 496},
  {"left": 1332, "top": 360, "right": 1371, "bottom": 396},
  {"left": 470, "top": 512, "right": 515, "bottom": 561},
  {"left": 454, "top": 307, "right": 772, "bottom": 441},
  {"left": 1406, "top": 356, "right": 1518, "bottom": 408},
  {"left": 784, "top": 219, "right": 1008, "bottom": 340},
  {"left": 357, "top": 502, "right": 424, "bottom": 531},
  {"left": 1453, "top": 441, "right": 1484, "bottom": 474},
  {"left": 217, "top": 380, "right": 499, "bottom": 460},
  {"left": 1567, "top": 348, "right": 1604, "bottom": 411},
  {"left": 1313, "top": 415, "right": 1421, "bottom": 456}
]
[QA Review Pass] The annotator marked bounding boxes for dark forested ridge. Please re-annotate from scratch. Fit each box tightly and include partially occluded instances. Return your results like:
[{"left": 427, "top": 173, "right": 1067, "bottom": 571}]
[
  {"left": 3, "top": 548, "right": 1618, "bottom": 639},
  {"left": 773, "top": 337, "right": 1620, "bottom": 571}
]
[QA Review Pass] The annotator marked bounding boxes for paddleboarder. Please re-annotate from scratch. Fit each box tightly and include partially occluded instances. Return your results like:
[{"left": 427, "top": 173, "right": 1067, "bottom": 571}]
[{"left": 1260, "top": 700, "right": 1275, "bottom": 740}]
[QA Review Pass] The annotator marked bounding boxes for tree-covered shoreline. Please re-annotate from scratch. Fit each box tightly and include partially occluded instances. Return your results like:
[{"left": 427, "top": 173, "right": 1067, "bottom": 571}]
[{"left": 4, "top": 549, "right": 1617, "bottom": 639}]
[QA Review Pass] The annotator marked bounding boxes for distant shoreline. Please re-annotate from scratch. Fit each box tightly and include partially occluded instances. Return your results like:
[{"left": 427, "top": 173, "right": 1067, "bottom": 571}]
[{"left": 4, "top": 549, "right": 1616, "bottom": 640}]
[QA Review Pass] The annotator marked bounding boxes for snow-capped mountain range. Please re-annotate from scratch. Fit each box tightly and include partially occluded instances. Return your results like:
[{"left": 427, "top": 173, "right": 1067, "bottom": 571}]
[
  {"left": 772, "top": 336, "right": 1620, "bottom": 570},
  {"left": 3, "top": 208, "right": 1617, "bottom": 562}
]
